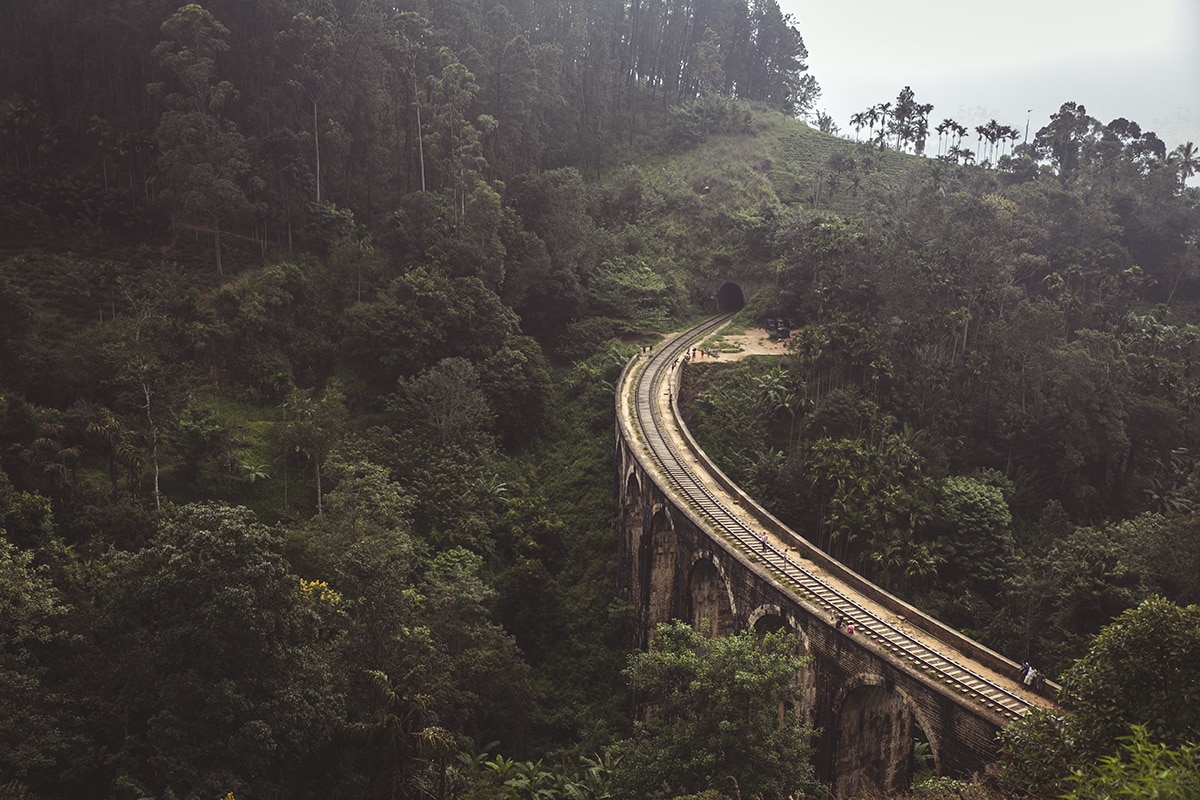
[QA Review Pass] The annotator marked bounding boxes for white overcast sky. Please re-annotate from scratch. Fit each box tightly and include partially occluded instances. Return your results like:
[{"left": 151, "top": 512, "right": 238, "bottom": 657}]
[{"left": 778, "top": 0, "right": 1200, "bottom": 151}]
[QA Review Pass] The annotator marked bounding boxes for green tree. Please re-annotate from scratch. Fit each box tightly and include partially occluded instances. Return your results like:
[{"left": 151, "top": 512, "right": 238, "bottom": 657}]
[
  {"left": 278, "top": 380, "right": 348, "bottom": 514},
  {"left": 0, "top": 535, "right": 69, "bottom": 787},
  {"left": 930, "top": 474, "right": 1015, "bottom": 597},
  {"left": 89, "top": 503, "right": 344, "bottom": 798},
  {"left": 150, "top": 3, "right": 254, "bottom": 275},
  {"left": 1032, "top": 102, "right": 1098, "bottom": 181},
  {"left": 344, "top": 267, "right": 522, "bottom": 392},
  {"left": 278, "top": 10, "right": 337, "bottom": 206},
  {"left": 285, "top": 453, "right": 418, "bottom": 579},
  {"left": 477, "top": 334, "right": 550, "bottom": 447},
  {"left": 607, "top": 621, "right": 818, "bottom": 800},
  {"left": 1169, "top": 141, "right": 1198, "bottom": 186},
  {"left": 691, "top": 28, "right": 727, "bottom": 98},
  {"left": 398, "top": 358, "right": 494, "bottom": 446},
  {"left": 995, "top": 707, "right": 1079, "bottom": 799},
  {"left": 0, "top": 272, "right": 34, "bottom": 387},
  {"left": 1001, "top": 522, "right": 1150, "bottom": 674},
  {"left": 506, "top": 168, "right": 593, "bottom": 340},
  {"left": 349, "top": 669, "right": 457, "bottom": 800},
  {"left": 999, "top": 598, "right": 1200, "bottom": 795},
  {"left": 1064, "top": 726, "right": 1200, "bottom": 800},
  {"left": 741, "top": 0, "right": 817, "bottom": 116},
  {"left": 418, "top": 547, "right": 534, "bottom": 745},
  {"left": 1059, "top": 597, "right": 1200, "bottom": 757},
  {"left": 789, "top": 433, "right": 930, "bottom": 569},
  {"left": 584, "top": 256, "right": 671, "bottom": 325}
]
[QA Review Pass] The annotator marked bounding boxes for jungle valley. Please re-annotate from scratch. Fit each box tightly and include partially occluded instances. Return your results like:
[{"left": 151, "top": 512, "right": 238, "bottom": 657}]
[{"left": 2, "top": 1, "right": 1199, "bottom": 798}]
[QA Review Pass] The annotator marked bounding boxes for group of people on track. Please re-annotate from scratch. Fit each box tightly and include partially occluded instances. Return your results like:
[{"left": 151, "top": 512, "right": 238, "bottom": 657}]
[{"left": 1019, "top": 661, "right": 1046, "bottom": 693}]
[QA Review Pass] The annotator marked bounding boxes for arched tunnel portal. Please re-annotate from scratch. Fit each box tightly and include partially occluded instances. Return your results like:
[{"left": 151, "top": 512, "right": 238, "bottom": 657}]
[{"left": 716, "top": 282, "right": 745, "bottom": 312}]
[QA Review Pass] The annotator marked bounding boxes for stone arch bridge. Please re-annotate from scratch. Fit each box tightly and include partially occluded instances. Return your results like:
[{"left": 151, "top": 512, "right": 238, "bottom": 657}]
[{"left": 615, "top": 314, "right": 1056, "bottom": 798}]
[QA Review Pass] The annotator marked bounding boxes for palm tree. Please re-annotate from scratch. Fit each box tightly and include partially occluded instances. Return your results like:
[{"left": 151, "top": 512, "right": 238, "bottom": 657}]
[
  {"left": 849, "top": 111, "right": 866, "bottom": 141},
  {"left": 982, "top": 120, "right": 1007, "bottom": 164},
  {"left": 350, "top": 670, "right": 457, "bottom": 800},
  {"left": 83, "top": 404, "right": 141, "bottom": 497},
  {"left": 953, "top": 121, "right": 969, "bottom": 152},
  {"left": 1170, "top": 141, "right": 1198, "bottom": 185},
  {"left": 935, "top": 119, "right": 952, "bottom": 156},
  {"left": 20, "top": 417, "right": 80, "bottom": 494},
  {"left": 976, "top": 121, "right": 1004, "bottom": 165},
  {"left": 755, "top": 365, "right": 801, "bottom": 442},
  {"left": 913, "top": 102, "right": 934, "bottom": 155},
  {"left": 954, "top": 145, "right": 975, "bottom": 166},
  {"left": 864, "top": 105, "right": 880, "bottom": 142},
  {"left": 1004, "top": 125, "right": 1021, "bottom": 157},
  {"left": 875, "top": 102, "right": 891, "bottom": 149}
]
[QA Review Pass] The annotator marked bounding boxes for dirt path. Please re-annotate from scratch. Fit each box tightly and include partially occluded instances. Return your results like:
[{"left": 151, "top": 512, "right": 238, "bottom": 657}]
[{"left": 697, "top": 326, "right": 793, "bottom": 361}]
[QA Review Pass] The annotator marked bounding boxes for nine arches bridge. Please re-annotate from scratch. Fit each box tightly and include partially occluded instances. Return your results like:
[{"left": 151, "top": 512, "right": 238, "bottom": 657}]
[{"left": 615, "top": 314, "right": 1058, "bottom": 798}]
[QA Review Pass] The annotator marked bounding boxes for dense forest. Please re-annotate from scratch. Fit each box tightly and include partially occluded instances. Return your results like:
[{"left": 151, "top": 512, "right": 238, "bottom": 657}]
[{"left": 2, "top": 0, "right": 1199, "bottom": 798}]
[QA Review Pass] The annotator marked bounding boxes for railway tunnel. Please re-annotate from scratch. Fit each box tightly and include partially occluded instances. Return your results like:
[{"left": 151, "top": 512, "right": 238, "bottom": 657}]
[{"left": 716, "top": 281, "right": 745, "bottom": 312}]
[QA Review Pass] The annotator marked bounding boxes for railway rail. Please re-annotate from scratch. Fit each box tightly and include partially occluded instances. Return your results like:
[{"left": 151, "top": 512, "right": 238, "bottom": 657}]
[{"left": 629, "top": 315, "right": 1037, "bottom": 722}]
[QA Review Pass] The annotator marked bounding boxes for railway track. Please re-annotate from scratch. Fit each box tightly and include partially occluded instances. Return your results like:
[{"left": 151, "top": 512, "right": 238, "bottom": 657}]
[{"left": 629, "top": 315, "right": 1036, "bottom": 722}]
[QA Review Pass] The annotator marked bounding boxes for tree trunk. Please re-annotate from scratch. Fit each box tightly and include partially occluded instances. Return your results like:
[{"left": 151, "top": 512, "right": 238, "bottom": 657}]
[
  {"left": 315, "top": 457, "right": 323, "bottom": 515},
  {"left": 213, "top": 215, "right": 223, "bottom": 276},
  {"left": 415, "top": 85, "right": 426, "bottom": 192},
  {"left": 1165, "top": 259, "right": 1190, "bottom": 307},
  {"left": 143, "top": 381, "right": 161, "bottom": 511},
  {"left": 313, "top": 97, "right": 321, "bottom": 204}
]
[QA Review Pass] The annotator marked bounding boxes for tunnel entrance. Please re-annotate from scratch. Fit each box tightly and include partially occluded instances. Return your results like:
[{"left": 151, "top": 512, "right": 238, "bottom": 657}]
[{"left": 716, "top": 282, "right": 745, "bottom": 312}]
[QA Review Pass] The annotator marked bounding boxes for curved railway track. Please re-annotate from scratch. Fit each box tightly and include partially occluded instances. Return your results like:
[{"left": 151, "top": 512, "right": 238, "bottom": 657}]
[{"left": 630, "top": 315, "right": 1036, "bottom": 722}]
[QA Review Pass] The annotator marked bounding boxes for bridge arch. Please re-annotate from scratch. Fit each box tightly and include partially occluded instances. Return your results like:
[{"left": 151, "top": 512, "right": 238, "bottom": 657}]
[
  {"left": 623, "top": 467, "right": 643, "bottom": 496},
  {"left": 831, "top": 673, "right": 940, "bottom": 799},
  {"left": 643, "top": 508, "right": 680, "bottom": 639},
  {"left": 716, "top": 282, "right": 745, "bottom": 312},
  {"left": 624, "top": 470, "right": 646, "bottom": 605},
  {"left": 749, "top": 605, "right": 789, "bottom": 634},
  {"left": 687, "top": 554, "right": 735, "bottom": 638},
  {"left": 750, "top": 605, "right": 818, "bottom": 725},
  {"left": 623, "top": 471, "right": 644, "bottom": 538}
]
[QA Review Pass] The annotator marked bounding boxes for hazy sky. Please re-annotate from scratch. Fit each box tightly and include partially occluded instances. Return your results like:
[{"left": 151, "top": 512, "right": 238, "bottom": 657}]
[{"left": 779, "top": 0, "right": 1200, "bottom": 152}]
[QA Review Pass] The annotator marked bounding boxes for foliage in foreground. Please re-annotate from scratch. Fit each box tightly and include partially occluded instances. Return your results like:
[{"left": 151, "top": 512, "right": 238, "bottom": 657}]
[
  {"left": 1063, "top": 726, "right": 1200, "bottom": 800},
  {"left": 997, "top": 598, "right": 1200, "bottom": 797},
  {"left": 606, "top": 621, "right": 820, "bottom": 800}
]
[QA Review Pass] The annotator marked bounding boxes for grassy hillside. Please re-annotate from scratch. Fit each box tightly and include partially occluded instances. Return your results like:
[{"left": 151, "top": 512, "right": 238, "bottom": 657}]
[{"left": 632, "top": 106, "right": 924, "bottom": 213}]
